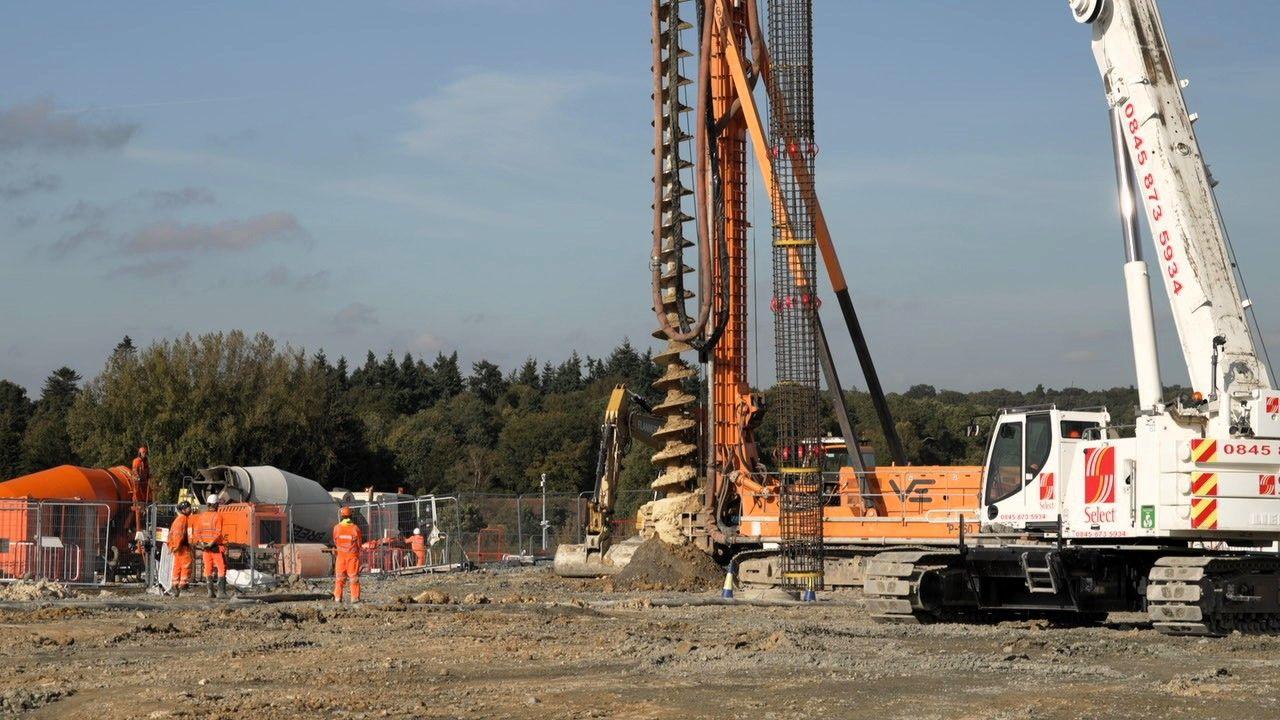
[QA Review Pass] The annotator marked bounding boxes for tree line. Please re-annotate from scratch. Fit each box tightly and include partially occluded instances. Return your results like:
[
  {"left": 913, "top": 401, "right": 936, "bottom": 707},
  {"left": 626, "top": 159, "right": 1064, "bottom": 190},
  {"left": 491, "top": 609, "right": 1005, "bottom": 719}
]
[{"left": 0, "top": 330, "right": 1172, "bottom": 501}]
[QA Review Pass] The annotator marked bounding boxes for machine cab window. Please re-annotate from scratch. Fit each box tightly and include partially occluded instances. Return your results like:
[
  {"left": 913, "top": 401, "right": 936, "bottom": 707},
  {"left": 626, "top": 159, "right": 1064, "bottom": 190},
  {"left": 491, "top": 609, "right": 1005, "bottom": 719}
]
[
  {"left": 1025, "top": 413, "right": 1052, "bottom": 477},
  {"left": 1061, "top": 419, "right": 1101, "bottom": 440},
  {"left": 985, "top": 421, "right": 1024, "bottom": 505}
]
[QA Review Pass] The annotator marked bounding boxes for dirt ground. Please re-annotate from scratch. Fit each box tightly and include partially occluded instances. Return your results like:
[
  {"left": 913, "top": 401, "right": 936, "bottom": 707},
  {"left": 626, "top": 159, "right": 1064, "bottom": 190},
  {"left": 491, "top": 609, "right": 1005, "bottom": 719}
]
[{"left": 2, "top": 568, "right": 1280, "bottom": 720}]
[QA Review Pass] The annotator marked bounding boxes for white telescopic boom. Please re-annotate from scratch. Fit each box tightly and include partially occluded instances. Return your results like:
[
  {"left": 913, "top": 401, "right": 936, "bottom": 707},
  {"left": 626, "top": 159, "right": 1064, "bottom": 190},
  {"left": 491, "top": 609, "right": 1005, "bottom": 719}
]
[{"left": 1074, "top": 0, "right": 1270, "bottom": 423}]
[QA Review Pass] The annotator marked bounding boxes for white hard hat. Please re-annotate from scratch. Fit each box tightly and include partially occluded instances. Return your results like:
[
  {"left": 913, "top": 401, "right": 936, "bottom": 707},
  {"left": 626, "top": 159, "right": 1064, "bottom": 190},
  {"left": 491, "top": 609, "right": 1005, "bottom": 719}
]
[
  {"left": 206, "top": 494, "right": 220, "bottom": 505},
  {"left": 413, "top": 528, "right": 421, "bottom": 535}
]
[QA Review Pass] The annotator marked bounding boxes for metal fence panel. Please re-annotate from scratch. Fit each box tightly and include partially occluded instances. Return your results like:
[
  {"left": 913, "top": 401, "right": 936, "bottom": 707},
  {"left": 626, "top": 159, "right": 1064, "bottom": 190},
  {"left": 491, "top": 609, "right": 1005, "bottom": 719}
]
[
  {"left": 0, "top": 500, "right": 113, "bottom": 586},
  {"left": 343, "top": 496, "right": 462, "bottom": 580}
]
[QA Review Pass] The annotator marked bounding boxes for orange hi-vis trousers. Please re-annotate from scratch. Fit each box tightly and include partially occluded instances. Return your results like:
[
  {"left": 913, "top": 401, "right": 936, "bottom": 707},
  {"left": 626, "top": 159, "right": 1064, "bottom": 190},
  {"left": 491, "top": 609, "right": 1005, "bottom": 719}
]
[
  {"left": 334, "top": 552, "right": 361, "bottom": 602},
  {"left": 202, "top": 549, "right": 227, "bottom": 578},
  {"left": 172, "top": 548, "right": 193, "bottom": 587}
]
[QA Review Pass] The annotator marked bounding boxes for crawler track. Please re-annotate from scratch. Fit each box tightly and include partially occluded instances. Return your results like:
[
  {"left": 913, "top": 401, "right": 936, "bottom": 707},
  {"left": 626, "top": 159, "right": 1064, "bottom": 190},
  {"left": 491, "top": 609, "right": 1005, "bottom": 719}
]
[
  {"left": 1148, "top": 555, "right": 1280, "bottom": 636},
  {"left": 863, "top": 550, "right": 972, "bottom": 624}
]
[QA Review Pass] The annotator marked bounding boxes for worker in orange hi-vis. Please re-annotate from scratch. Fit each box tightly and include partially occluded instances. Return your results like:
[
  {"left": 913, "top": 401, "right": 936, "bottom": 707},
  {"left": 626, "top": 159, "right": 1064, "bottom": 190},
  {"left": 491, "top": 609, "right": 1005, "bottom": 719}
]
[
  {"left": 332, "top": 507, "right": 363, "bottom": 604},
  {"left": 408, "top": 527, "right": 427, "bottom": 568},
  {"left": 167, "top": 500, "right": 195, "bottom": 597},
  {"left": 131, "top": 446, "right": 151, "bottom": 502},
  {"left": 193, "top": 494, "right": 229, "bottom": 599},
  {"left": 129, "top": 446, "right": 152, "bottom": 542}
]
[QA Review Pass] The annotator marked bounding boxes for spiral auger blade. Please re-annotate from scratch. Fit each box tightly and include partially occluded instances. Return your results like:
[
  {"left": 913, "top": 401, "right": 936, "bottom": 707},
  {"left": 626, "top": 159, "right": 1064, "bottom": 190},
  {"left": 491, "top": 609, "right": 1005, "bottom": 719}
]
[{"left": 650, "top": 0, "right": 699, "bottom": 494}]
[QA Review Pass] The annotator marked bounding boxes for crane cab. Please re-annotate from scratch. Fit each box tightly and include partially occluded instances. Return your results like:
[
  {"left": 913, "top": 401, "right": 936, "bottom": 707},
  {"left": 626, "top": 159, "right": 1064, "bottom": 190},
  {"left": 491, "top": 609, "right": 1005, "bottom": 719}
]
[{"left": 980, "top": 406, "right": 1110, "bottom": 533}]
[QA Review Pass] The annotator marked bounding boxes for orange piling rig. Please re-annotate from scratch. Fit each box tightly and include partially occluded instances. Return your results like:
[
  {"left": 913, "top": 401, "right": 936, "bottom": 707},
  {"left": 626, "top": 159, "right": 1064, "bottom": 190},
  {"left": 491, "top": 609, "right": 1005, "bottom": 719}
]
[
  {"left": 708, "top": 0, "right": 758, "bottom": 489},
  {"left": 671, "top": 0, "right": 982, "bottom": 577}
]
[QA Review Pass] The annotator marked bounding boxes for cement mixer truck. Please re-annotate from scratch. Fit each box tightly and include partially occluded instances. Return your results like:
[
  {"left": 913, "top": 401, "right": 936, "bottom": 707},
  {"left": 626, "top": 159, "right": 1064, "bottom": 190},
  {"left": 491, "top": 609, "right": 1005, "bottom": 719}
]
[
  {"left": 0, "top": 465, "right": 146, "bottom": 582},
  {"left": 191, "top": 466, "right": 339, "bottom": 544}
]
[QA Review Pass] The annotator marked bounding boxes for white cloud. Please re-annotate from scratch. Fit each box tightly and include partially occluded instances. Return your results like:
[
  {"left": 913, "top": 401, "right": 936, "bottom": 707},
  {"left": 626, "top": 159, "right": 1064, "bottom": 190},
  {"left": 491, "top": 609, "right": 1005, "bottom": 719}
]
[
  {"left": 0, "top": 98, "right": 137, "bottom": 153},
  {"left": 112, "top": 257, "right": 189, "bottom": 279},
  {"left": 399, "top": 71, "right": 601, "bottom": 171},
  {"left": 50, "top": 224, "right": 108, "bottom": 258},
  {"left": 0, "top": 169, "right": 60, "bottom": 199},
  {"left": 333, "top": 303, "right": 379, "bottom": 334},
  {"left": 411, "top": 332, "right": 446, "bottom": 356},
  {"left": 258, "top": 264, "right": 330, "bottom": 292},
  {"left": 137, "top": 186, "right": 216, "bottom": 210},
  {"left": 123, "top": 212, "right": 308, "bottom": 255}
]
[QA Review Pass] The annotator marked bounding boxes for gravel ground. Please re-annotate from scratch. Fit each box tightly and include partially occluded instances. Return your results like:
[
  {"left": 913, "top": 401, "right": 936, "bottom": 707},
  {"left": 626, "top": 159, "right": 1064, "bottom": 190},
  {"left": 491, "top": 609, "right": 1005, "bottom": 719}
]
[{"left": 1, "top": 567, "right": 1278, "bottom": 719}]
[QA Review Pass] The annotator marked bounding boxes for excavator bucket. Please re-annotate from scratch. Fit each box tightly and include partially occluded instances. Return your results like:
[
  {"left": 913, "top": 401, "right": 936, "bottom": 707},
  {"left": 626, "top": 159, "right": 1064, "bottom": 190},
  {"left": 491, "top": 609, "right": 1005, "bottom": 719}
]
[{"left": 552, "top": 536, "right": 644, "bottom": 578}]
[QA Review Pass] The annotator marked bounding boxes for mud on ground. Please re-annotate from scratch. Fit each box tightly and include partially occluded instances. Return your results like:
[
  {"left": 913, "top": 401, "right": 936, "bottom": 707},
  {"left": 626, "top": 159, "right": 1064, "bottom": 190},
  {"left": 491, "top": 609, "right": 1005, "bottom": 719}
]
[
  {"left": 609, "top": 538, "right": 725, "bottom": 592},
  {"left": 2, "top": 568, "right": 1279, "bottom": 719}
]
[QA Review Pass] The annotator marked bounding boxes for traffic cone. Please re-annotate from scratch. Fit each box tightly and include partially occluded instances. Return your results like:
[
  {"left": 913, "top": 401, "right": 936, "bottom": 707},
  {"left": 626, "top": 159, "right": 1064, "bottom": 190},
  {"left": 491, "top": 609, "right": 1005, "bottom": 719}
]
[{"left": 722, "top": 571, "right": 734, "bottom": 599}]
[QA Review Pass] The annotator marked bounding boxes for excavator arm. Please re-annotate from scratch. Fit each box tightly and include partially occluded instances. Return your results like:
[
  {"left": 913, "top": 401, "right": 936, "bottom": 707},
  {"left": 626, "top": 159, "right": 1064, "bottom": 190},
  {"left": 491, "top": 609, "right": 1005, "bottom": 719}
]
[{"left": 554, "top": 385, "right": 661, "bottom": 577}]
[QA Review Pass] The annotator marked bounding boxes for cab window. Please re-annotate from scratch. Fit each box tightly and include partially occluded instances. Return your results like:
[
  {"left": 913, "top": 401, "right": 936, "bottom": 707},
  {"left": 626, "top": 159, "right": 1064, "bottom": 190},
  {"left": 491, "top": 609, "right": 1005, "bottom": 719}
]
[
  {"left": 985, "top": 422, "right": 1023, "bottom": 505},
  {"left": 1025, "top": 414, "right": 1052, "bottom": 478},
  {"left": 821, "top": 447, "right": 850, "bottom": 473},
  {"left": 1061, "top": 420, "right": 1100, "bottom": 440}
]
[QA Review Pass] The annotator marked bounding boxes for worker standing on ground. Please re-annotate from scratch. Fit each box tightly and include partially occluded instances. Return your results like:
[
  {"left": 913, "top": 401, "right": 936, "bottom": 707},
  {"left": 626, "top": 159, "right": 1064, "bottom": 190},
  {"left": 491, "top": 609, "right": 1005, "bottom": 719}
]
[
  {"left": 193, "top": 494, "right": 228, "bottom": 599},
  {"left": 333, "top": 507, "right": 363, "bottom": 604},
  {"left": 167, "top": 501, "right": 194, "bottom": 597},
  {"left": 409, "top": 527, "right": 427, "bottom": 568}
]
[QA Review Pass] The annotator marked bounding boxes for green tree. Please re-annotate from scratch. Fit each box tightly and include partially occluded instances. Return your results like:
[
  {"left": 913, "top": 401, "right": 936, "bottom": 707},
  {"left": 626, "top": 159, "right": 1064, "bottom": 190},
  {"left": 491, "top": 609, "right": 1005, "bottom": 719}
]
[
  {"left": 512, "top": 358, "right": 540, "bottom": 388},
  {"left": 21, "top": 367, "right": 82, "bottom": 471},
  {"left": 468, "top": 360, "right": 507, "bottom": 405},
  {"left": 545, "top": 352, "right": 585, "bottom": 394},
  {"left": 432, "top": 352, "right": 464, "bottom": 400},
  {"left": 903, "top": 384, "right": 937, "bottom": 400},
  {"left": 0, "top": 381, "right": 33, "bottom": 478},
  {"left": 68, "top": 331, "right": 380, "bottom": 498},
  {"left": 496, "top": 391, "right": 597, "bottom": 492},
  {"left": 383, "top": 407, "right": 463, "bottom": 494}
]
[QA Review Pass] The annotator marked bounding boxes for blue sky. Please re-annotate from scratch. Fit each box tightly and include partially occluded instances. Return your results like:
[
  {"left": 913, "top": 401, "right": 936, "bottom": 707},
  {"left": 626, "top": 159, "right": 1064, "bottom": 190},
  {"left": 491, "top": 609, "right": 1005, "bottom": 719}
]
[{"left": 2, "top": 1, "right": 1278, "bottom": 395}]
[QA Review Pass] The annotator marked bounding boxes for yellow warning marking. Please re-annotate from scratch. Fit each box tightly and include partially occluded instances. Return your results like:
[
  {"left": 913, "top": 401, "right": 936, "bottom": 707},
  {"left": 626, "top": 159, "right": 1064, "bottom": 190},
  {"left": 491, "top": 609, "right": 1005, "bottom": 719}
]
[{"left": 1192, "top": 439, "right": 1219, "bottom": 464}]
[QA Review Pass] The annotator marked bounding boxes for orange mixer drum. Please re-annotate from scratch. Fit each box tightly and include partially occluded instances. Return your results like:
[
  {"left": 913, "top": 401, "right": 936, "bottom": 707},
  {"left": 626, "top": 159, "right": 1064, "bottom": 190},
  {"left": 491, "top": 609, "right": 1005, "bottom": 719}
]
[{"left": 0, "top": 465, "right": 135, "bottom": 503}]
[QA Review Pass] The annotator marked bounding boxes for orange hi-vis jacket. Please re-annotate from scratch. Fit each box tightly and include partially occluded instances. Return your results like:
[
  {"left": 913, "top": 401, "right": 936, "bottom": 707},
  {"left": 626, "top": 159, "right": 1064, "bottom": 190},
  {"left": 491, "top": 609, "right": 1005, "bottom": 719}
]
[
  {"left": 132, "top": 457, "right": 151, "bottom": 503},
  {"left": 409, "top": 534, "right": 426, "bottom": 553},
  {"left": 132, "top": 456, "right": 150, "bottom": 484},
  {"left": 193, "top": 511, "right": 226, "bottom": 549},
  {"left": 333, "top": 521, "right": 363, "bottom": 555},
  {"left": 168, "top": 513, "right": 192, "bottom": 553}
]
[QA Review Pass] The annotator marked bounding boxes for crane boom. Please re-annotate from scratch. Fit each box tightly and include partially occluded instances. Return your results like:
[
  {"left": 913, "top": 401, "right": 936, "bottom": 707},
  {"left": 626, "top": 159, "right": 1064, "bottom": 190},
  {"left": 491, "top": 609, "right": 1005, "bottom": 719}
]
[{"left": 1075, "top": 0, "right": 1270, "bottom": 427}]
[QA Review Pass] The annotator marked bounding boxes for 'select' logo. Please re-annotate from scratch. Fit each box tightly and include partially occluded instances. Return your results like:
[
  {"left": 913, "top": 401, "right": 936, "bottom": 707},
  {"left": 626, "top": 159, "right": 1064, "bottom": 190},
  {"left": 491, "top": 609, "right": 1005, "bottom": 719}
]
[
  {"left": 1084, "top": 446, "right": 1116, "bottom": 505},
  {"left": 1039, "top": 473, "right": 1055, "bottom": 502}
]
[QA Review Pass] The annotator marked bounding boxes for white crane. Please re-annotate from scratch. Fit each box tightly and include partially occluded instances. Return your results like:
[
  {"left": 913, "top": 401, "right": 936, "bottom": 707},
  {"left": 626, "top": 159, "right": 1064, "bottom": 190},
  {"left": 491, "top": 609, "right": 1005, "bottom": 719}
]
[
  {"left": 1073, "top": 0, "right": 1272, "bottom": 427},
  {"left": 864, "top": 0, "right": 1280, "bottom": 635}
]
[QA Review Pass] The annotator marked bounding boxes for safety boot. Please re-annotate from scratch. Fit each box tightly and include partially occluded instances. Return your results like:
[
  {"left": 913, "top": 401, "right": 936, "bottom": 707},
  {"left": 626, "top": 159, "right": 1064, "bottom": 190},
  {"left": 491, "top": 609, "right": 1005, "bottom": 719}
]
[
  {"left": 207, "top": 577, "right": 216, "bottom": 598},
  {"left": 218, "top": 576, "right": 228, "bottom": 599},
  {"left": 172, "top": 584, "right": 181, "bottom": 598}
]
